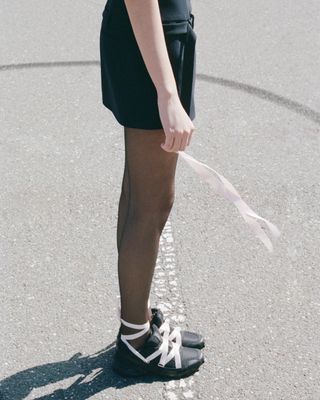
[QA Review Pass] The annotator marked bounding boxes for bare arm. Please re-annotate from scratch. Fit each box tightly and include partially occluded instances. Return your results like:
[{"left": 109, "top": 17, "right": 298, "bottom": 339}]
[
  {"left": 124, "top": 0, "right": 177, "bottom": 97},
  {"left": 124, "top": 0, "right": 195, "bottom": 152}
]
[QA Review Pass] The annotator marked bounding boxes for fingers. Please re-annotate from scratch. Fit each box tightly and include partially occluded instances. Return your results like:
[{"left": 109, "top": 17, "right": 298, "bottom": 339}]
[
  {"left": 187, "top": 128, "right": 194, "bottom": 146},
  {"left": 161, "top": 126, "right": 195, "bottom": 153},
  {"left": 180, "top": 129, "right": 190, "bottom": 150},
  {"left": 161, "top": 133, "right": 174, "bottom": 152}
]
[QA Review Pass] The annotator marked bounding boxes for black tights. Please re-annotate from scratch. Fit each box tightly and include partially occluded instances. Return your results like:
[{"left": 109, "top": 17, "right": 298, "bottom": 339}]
[{"left": 116, "top": 126, "right": 179, "bottom": 343}]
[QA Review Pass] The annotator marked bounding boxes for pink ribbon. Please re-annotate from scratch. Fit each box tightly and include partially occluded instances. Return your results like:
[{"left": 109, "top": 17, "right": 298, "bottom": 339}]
[{"left": 177, "top": 151, "right": 281, "bottom": 253}]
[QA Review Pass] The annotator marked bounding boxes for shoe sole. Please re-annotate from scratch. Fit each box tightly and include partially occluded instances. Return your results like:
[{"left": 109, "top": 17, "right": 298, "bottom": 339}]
[
  {"left": 116, "top": 336, "right": 205, "bottom": 350},
  {"left": 112, "top": 351, "right": 205, "bottom": 379}
]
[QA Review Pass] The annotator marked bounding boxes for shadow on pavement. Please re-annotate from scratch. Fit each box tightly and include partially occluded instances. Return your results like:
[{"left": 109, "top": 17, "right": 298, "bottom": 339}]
[{"left": 0, "top": 341, "right": 172, "bottom": 400}]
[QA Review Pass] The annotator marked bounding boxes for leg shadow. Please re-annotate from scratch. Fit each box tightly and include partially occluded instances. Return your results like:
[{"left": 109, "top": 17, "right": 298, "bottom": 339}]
[{"left": 0, "top": 340, "right": 173, "bottom": 400}]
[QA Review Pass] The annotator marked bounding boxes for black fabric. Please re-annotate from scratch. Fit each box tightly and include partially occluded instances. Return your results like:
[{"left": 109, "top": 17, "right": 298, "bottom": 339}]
[
  {"left": 102, "top": 0, "right": 192, "bottom": 26},
  {"left": 99, "top": 0, "right": 197, "bottom": 129}
]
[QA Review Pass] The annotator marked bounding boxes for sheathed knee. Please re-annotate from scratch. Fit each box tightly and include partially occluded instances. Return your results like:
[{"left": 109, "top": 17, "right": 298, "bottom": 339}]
[{"left": 129, "top": 190, "right": 175, "bottom": 227}]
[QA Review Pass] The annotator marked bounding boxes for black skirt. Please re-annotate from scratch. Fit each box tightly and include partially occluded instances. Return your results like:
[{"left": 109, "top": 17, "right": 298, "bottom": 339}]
[{"left": 99, "top": 0, "right": 197, "bottom": 129}]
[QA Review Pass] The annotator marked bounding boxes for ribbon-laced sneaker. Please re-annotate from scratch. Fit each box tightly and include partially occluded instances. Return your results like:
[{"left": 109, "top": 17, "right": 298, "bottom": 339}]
[
  {"left": 151, "top": 307, "right": 205, "bottom": 349},
  {"left": 112, "top": 317, "right": 205, "bottom": 378},
  {"left": 116, "top": 308, "right": 205, "bottom": 349}
]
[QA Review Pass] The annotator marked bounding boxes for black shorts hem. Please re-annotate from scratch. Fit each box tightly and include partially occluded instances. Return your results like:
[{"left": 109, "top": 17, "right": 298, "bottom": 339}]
[{"left": 102, "top": 101, "right": 196, "bottom": 130}]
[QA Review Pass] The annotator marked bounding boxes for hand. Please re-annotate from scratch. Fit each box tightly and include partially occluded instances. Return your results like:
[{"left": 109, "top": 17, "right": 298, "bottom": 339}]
[{"left": 157, "top": 90, "right": 196, "bottom": 153}]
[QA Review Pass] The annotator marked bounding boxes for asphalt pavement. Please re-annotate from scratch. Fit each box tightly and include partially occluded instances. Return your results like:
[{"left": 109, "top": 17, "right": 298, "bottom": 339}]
[{"left": 1, "top": 0, "right": 319, "bottom": 399}]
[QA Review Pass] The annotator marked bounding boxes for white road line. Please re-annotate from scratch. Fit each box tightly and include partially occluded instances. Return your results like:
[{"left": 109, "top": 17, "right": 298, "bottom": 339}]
[{"left": 152, "top": 217, "right": 198, "bottom": 399}]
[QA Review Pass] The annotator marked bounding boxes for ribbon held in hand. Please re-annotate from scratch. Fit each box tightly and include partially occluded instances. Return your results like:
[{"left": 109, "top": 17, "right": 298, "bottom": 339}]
[{"left": 177, "top": 151, "right": 281, "bottom": 253}]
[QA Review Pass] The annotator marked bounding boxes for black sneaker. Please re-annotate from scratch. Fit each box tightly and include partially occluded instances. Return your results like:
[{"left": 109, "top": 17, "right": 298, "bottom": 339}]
[
  {"left": 151, "top": 307, "right": 205, "bottom": 349},
  {"left": 112, "top": 318, "right": 205, "bottom": 379},
  {"left": 116, "top": 307, "right": 205, "bottom": 349}
]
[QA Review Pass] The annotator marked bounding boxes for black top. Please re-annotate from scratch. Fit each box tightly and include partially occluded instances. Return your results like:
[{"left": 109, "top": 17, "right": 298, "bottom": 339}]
[{"left": 103, "top": 0, "right": 192, "bottom": 27}]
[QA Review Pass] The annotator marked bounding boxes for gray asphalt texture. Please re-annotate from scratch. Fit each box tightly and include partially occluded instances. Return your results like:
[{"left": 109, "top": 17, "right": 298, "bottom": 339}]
[{"left": 1, "top": 0, "right": 320, "bottom": 399}]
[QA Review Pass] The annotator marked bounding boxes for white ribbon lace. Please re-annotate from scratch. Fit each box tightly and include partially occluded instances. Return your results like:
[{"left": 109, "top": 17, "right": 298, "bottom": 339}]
[
  {"left": 146, "top": 325, "right": 182, "bottom": 368},
  {"left": 177, "top": 151, "right": 281, "bottom": 253},
  {"left": 118, "top": 311, "right": 182, "bottom": 368},
  {"left": 158, "top": 317, "right": 182, "bottom": 347}
]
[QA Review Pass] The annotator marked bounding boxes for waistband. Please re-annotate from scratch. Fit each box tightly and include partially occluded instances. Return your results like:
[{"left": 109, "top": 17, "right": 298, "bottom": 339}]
[{"left": 102, "top": 0, "right": 195, "bottom": 35}]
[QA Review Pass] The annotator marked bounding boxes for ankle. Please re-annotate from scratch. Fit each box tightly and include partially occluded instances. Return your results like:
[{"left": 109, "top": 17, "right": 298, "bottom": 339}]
[
  {"left": 131, "top": 328, "right": 152, "bottom": 349},
  {"left": 147, "top": 308, "right": 152, "bottom": 323},
  {"left": 118, "top": 309, "right": 153, "bottom": 349},
  {"left": 120, "top": 324, "right": 151, "bottom": 349}
]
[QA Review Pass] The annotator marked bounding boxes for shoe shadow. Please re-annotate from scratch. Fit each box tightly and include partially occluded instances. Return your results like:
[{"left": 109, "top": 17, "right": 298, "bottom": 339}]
[{"left": 0, "top": 341, "right": 174, "bottom": 400}]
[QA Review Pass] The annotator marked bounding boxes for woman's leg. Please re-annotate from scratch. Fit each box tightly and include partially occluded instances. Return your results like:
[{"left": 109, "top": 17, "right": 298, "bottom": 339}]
[
  {"left": 116, "top": 152, "right": 129, "bottom": 255},
  {"left": 116, "top": 133, "right": 155, "bottom": 341},
  {"left": 117, "top": 126, "right": 179, "bottom": 349}
]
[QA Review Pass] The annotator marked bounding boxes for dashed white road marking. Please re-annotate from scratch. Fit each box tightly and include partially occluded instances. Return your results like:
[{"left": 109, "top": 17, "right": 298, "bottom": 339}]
[{"left": 152, "top": 217, "right": 198, "bottom": 400}]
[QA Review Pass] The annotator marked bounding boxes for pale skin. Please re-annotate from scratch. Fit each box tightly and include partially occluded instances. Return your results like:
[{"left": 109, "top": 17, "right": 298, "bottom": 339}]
[{"left": 124, "top": 0, "right": 195, "bottom": 152}]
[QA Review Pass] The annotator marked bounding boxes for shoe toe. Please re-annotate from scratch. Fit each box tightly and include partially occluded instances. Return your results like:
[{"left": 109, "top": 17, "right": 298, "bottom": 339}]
[
  {"left": 182, "top": 331, "right": 205, "bottom": 349},
  {"left": 181, "top": 346, "right": 204, "bottom": 369}
]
